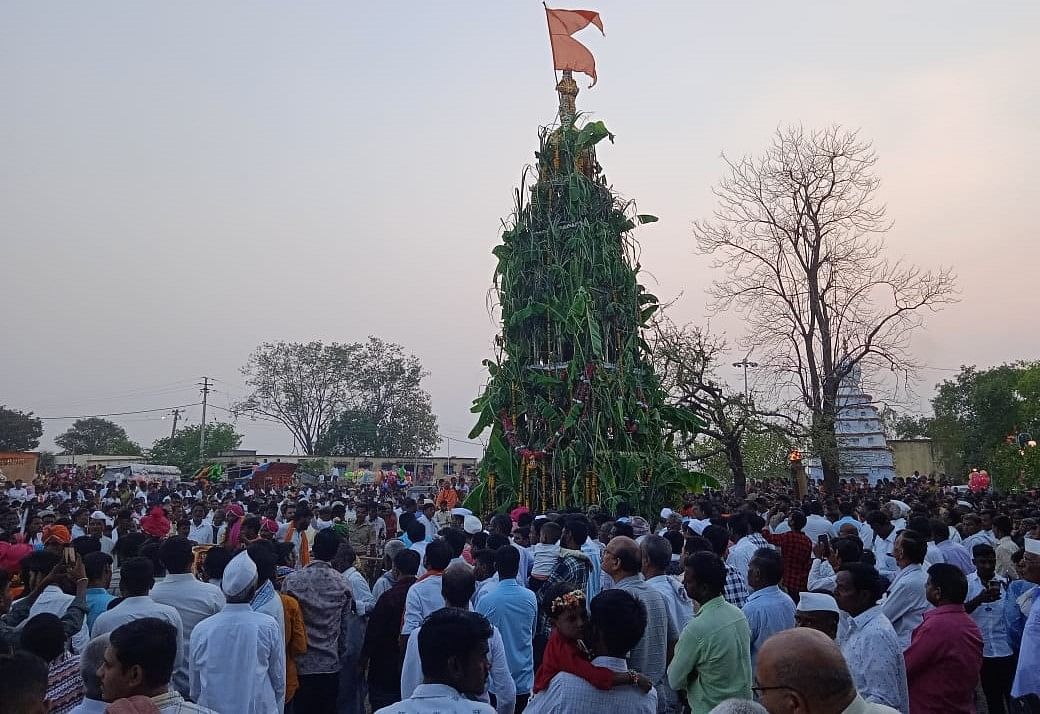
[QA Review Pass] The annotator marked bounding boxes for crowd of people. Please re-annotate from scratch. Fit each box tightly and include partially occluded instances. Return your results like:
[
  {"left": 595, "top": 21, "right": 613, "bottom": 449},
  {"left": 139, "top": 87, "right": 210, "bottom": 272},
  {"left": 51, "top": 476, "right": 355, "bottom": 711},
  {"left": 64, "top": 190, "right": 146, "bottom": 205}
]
[{"left": 1, "top": 468, "right": 1039, "bottom": 714}]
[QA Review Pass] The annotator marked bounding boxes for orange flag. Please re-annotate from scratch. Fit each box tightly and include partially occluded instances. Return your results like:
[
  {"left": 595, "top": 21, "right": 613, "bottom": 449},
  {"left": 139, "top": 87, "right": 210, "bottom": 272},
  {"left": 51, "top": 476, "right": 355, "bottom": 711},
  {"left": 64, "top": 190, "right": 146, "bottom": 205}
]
[{"left": 545, "top": 7, "right": 604, "bottom": 86}]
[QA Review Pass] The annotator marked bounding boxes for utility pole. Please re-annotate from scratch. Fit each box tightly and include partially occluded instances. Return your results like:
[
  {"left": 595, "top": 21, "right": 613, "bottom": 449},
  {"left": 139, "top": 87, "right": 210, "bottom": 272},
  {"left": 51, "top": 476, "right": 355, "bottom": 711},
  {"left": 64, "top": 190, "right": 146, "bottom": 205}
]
[
  {"left": 198, "top": 377, "right": 211, "bottom": 461},
  {"left": 414, "top": 420, "right": 421, "bottom": 483},
  {"left": 168, "top": 408, "right": 181, "bottom": 439},
  {"left": 732, "top": 357, "right": 759, "bottom": 399}
]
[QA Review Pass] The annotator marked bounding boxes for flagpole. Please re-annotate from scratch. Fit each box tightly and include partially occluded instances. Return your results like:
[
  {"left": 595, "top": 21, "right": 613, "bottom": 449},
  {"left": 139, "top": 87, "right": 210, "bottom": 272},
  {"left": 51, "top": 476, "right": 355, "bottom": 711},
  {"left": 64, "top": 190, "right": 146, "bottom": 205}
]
[{"left": 542, "top": 3, "right": 560, "bottom": 86}]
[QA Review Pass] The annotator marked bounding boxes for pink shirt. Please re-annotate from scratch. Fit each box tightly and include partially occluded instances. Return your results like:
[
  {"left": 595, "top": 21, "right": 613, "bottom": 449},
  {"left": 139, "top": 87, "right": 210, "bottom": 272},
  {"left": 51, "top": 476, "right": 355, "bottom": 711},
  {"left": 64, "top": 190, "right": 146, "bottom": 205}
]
[{"left": 904, "top": 604, "right": 983, "bottom": 714}]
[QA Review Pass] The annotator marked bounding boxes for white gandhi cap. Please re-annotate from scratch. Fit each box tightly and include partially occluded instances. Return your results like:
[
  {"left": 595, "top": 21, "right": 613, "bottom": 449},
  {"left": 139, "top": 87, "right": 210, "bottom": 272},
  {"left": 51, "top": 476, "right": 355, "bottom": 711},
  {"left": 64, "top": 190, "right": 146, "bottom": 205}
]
[
  {"left": 796, "top": 592, "right": 840, "bottom": 614},
  {"left": 221, "top": 551, "right": 258, "bottom": 598}
]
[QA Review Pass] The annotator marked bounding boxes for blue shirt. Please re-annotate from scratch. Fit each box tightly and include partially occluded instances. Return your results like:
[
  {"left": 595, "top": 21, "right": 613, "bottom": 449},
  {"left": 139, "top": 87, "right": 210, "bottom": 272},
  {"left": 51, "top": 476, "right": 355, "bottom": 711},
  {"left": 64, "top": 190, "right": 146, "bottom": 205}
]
[
  {"left": 1005, "top": 580, "right": 1038, "bottom": 653},
  {"left": 85, "top": 587, "right": 115, "bottom": 632},
  {"left": 1012, "top": 585, "right": 1040, "bottom": 698},
  {"left": 741, "top": 585, "right": 795, "bottom": 667},
  {"left": 475, "top": 577, "right": 537, "bottom": 695},
  {"left": 830, "top": 516, "right": 860, "bottom": 536}
]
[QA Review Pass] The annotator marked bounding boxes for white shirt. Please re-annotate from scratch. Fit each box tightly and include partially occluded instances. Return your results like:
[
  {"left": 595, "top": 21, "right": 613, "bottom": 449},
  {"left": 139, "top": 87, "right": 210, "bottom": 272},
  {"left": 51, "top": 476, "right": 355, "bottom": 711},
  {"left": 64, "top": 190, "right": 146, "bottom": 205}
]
[
  {"left": 401, "top": 621, "right": 516, "bottom": 714},
  {"left": 189, "top": 602, "right": 286, "bottom": 714},
  {"left": 401, "top": 575, "right": 444, "bottom": 635},
  {"left": 375, "top": 683, "right": 496, "bottom": 714},
  {"left": 645, "top": 574, "right": 693, "bottom": 636},
  {"left": 808, "top": 559, "right": 837, "bottom": 592},
  {"left": 525, "top": 655, "right": 660, "bottom": 714},
  {"left": 962, "top": 531, "right": 997, "bottom": 554},
  {"left": 803, "top": 514, "right": 835, "bottom": 543},
  {"left": 344, "top": 566, "right": 375, "bottom": 616},
  {"left": 7, "top": 487, "right": 28, "bottom": 500},
  {"left": 149, "top": 573, "right": 226, "bottom": 647},
  {"left": 188, "top": 521, "right": 214, "bottom": 544},
  {"left": 924, "top": 542, "right": 944, "bottom": 569},
  {"left": 966, "top": 573, "right": 1013, "bottom": 658},
  {"left": 371, "top": 572, "right": 395, "bottom": 604},
  {"left": 409, "top": 540, "right": 429, "bottom": 578},
  {"left": 726, "top": 535, "right": 761, "bottom": 581},
  {"left": 418, "top": 513, "right": 438, "bottom": 542},
  {"left": 880, "top": 564, "right": 931, "bottom": 651},
  {"left": 838, "top": 605, "right": 909, "bottom": 712},
  {"left": 22, "top": 586, "right": 90, "bottom": 654},
  {"left": 92, "top": 596, "right": 188, "bottom": 696},
  {"left": 866, "top": 529, "right": 899, "bottom": 579}
]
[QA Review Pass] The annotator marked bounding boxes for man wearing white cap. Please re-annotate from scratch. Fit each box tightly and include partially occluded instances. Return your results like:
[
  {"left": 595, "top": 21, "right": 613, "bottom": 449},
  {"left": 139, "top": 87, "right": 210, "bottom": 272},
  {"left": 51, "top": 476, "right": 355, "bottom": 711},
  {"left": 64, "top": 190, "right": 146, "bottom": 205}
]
[
  {"left": 1011, "top": 537, "right": 1040, "bottom": 700},
  {"left": 794, "top": 591, "right": 841, "bottom": 640},
  {"left": 188, "top": 551, "right": 285, "bottom": 714}
]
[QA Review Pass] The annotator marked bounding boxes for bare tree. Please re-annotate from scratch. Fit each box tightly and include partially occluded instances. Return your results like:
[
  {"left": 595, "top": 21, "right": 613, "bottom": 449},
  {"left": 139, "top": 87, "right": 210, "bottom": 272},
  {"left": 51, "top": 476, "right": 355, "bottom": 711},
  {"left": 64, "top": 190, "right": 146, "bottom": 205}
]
[
  {"left": 237, "top": 341, "right": 359, "bottom": 454},
  {"left": 694, "top": 126, "right": 956, "bottom": 492},
  {"left": 651, "top": 318, "right": 799, "bottom": 498}
]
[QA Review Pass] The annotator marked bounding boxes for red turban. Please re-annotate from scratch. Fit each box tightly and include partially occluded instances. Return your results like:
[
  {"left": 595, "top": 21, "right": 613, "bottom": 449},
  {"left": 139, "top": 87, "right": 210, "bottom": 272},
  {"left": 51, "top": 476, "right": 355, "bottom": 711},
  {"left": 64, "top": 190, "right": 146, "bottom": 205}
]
[
  {"left": 140, "top": 507, "right": 171, "bottom": 538},
  {"left": 42, "top": 525, "right": 72, "bottom": 545}
]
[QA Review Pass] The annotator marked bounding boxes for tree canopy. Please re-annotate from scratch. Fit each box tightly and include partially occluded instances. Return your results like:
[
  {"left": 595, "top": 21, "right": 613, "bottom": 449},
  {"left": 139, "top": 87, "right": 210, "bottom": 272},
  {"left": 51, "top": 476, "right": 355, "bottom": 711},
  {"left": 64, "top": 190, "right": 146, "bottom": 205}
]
[
  {"left": 909, "top": 362, "right": 1040, "bottom": 486},
  {"left": 55, "top": 418, "right": 142, "bottom": 456},
  {"left": 148, "top": 422, "right": 242, "bottom": 474},
  {"left": 238, "top": 337, "right": 438, "bottom": 456},
  {"left": 0, "top": 406, "right": 43, "bottom": 451}
]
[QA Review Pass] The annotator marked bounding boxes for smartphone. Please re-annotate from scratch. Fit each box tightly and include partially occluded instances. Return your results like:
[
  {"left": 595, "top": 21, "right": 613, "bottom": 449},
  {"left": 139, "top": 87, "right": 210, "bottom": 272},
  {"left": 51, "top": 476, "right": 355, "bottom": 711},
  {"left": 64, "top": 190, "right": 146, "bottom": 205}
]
[
  {"left": 988, "top": 579, "right": 1001, "bottom": 591},
  {"left": 63, "top": 545, "right": 76, "bottom": 566},
  {"left": 817, "top": 534, "right": 830, "bottom": 557}
]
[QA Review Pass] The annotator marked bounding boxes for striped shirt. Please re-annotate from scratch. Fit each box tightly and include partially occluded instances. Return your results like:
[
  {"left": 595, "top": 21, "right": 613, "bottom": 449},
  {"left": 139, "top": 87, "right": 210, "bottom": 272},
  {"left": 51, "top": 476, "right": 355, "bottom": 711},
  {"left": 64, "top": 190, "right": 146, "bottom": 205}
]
[{"left": 47, "top": 651, "right": 85, "bottom": 714}]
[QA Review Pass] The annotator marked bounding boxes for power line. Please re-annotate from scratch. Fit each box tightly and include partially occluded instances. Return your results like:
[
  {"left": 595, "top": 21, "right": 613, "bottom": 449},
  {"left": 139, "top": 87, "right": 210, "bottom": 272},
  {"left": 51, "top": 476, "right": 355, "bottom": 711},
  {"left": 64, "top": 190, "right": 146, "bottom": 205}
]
[{"left": 38, "top": 402, "right": 203, "bottom": 420}]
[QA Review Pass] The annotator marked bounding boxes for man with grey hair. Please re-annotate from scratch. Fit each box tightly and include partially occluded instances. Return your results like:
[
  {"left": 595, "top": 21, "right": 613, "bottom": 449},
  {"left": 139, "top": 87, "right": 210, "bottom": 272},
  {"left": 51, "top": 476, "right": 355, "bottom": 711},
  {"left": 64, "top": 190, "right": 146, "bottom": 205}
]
[
  {"left": 641, "top": 535, "right": 693, "bottom": 635},
  {"left": 68, "top": 633, "right": 110, "bottom": 714},
  {"left": 372, "top": 539, "right": 407, "bottom": 602},
  {"left": 604, "top": 536, "right": 679, "bottom": 713}
]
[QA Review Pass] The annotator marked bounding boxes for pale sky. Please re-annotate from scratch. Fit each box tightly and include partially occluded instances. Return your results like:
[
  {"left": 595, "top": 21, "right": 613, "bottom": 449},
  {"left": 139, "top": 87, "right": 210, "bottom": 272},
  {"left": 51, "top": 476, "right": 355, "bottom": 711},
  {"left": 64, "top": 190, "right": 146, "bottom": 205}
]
[{"left": 3, "top": 2, "right": 1038, "bottom": 459}]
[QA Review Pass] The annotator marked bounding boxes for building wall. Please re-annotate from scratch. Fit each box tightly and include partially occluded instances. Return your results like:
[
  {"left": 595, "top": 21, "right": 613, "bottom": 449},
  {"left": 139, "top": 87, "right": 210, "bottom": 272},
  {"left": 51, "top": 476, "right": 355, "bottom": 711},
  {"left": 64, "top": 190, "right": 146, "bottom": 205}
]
[
  {"left": 0, "top": 452, "right": 39, "bottom": 482},
  {"left": 212, "top": 452, "right": 479, "bottom": 479},
  {"left": 890, "top": 439, "right": 946, "bottom": 477},
  {"left": 53, "top": 454, "right": 146, "bottom": 468}
]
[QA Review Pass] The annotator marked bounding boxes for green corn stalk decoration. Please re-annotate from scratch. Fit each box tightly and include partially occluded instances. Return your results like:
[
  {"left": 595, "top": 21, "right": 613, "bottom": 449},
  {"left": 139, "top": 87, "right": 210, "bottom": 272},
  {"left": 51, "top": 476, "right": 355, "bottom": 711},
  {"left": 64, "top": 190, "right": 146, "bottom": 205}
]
[{"left": 467, "top": 72, "right": 714, "bottom": 516}]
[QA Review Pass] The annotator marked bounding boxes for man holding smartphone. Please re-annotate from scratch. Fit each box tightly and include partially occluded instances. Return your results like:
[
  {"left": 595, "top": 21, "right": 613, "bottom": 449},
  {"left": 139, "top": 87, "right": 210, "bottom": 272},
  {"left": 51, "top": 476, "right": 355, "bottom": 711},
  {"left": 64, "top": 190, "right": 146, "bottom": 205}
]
[{"left": 966, "top": 543, "right": 1013, "bottom": 714}]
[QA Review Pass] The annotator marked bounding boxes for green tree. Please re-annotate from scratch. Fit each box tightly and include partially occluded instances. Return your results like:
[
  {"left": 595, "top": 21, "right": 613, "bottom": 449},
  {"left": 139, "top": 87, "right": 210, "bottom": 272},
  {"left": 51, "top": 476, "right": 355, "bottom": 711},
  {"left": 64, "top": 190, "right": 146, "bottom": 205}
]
[
  {"left": 55, "top": 418, "right": 142, "bottom": 455},
  {"left": 468, "top": 73, "right": 709, "bottom": 515},
  {"left": 701, "top": 430, "right": 793, "bottom": 487},
  {"left": 694, "top": 126, "right": 956, "bottom": 493},
  {"left": 0, "top": 406, "right": 43, "bottom": 451},
  {"left": 928, "top": 362, "right": 1040, "bottom": 477},
  {"left": 989, "top": 440, "right": 1040, "bottom": 491},
  {"left": 317, "top": 338, "right": 439, "bottom": 457},
  {"left": 148, "top": 422, "right": 242, "bottom": 474},
  {"left": 238, "top": 337, "right": 438, "bottom": 456}
]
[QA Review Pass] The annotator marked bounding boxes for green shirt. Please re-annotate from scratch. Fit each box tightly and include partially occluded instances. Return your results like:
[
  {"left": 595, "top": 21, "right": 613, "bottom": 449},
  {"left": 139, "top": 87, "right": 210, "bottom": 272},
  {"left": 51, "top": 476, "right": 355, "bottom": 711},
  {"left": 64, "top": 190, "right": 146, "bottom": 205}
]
[{"left": 667, "top": 594, "right": 753, "bottom": 711}]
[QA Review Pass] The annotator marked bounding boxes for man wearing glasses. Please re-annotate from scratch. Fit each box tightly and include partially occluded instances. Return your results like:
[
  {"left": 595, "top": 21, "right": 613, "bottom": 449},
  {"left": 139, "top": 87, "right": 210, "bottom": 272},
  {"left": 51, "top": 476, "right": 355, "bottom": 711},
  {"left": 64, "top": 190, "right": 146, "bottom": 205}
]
[{"left": 753, "top": 627, "right": 899, "bottom": 713}]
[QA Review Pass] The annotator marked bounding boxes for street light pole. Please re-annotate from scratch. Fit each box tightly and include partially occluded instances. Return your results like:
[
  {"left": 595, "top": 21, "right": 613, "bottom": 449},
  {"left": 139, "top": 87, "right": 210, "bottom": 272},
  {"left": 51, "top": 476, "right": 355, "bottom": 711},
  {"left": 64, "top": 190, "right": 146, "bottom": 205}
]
[{"left": 732, "top": 357, "right": 759, "bottom": 399}]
